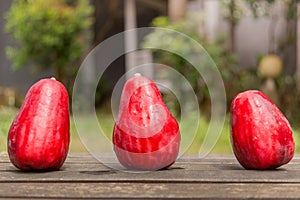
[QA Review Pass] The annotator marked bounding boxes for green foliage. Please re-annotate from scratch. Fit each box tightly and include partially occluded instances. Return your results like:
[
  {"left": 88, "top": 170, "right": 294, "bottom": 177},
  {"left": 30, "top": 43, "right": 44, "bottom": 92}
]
[
  {"left": 5, "top": 0, "right": 93, "bottom": 84},
  {"left": 276, "top": 75, "right": 300, "bottom": 126},
  {"left": 142, "top": 15, "right": 258, "bottom": 114},
  {"left": 222, "top": 0, "right": 244, "bottom": 25},
  {"left": 244, "top": 0, "right": 299, "bottom": 19},
  {"left": 241, "top": 0, "right": 299, "bottom": 125}
]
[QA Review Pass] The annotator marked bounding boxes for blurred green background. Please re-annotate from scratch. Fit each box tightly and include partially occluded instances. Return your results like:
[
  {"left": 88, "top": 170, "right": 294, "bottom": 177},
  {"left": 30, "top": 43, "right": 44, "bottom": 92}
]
[
  {"left": 2, "top": 106, "right": 300, "bottom": 154},
  {"left": 1, "top": 0, "right": 300, "bottom": 154}
]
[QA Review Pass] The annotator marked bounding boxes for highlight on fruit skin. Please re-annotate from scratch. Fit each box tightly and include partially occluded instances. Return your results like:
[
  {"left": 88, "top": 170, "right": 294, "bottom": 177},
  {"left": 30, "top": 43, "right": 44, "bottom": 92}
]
[
  {"left": 113, "top": 73, "right": 181, "bottom": 171},
  {"left": 7, "top": 77, "right": 70, "bottom": 171},
  {"left": 230, "top": 90, "right": 294, "bottom": 170}
]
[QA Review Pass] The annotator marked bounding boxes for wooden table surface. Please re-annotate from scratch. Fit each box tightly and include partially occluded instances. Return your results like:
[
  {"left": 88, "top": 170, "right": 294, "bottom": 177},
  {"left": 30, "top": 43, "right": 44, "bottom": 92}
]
[{"left": 1, "top": 153, "right": 300, "bottom": 199}]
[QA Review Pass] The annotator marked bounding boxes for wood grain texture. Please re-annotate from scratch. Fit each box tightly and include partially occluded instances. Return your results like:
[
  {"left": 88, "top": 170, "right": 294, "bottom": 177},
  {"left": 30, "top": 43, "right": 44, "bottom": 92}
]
[
  {"left": 0, "top": 182, "right": 300, "bottom": 199},
  {"left": 1, "top": 153, "right": 300, "bottom": 199}
]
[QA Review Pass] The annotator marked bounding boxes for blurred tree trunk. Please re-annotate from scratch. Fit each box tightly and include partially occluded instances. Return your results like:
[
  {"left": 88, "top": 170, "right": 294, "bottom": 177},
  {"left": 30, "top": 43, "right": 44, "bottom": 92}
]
[
  {"left": 297, "top": 3, "right": 300, "bottom": 96},
  {"left": 93, "top": 0, "right": 121, "bottom": 46},
  {"left": 168, "top": 0, "right": 187, "bottom": 116},
  {"left": 228, "top": 0, "right": 237, "bottom": 53},
  {"left": 54, "top": 63, "right": 65, "bottom": 85},
  {"left": 168, "top": 0, "right": 186, "bottom": 22},
  {"left": 124, "top": 0, "right": 137, "bottom": 77}
]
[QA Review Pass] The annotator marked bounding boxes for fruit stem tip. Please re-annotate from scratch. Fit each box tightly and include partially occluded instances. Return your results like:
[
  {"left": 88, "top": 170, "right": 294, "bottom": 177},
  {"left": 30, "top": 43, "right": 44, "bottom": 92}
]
[
  {"left": 134, "top": 73, "right": 141, "bottom": 77},
  {"left": 50, "top": 77, "right": 56, "bottom": 80}
]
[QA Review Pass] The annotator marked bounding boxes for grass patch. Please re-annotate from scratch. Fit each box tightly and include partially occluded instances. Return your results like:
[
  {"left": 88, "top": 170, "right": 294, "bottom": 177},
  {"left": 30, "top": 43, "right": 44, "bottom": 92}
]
[
  {"left": 0, "top": 106, "right": 16, "bottom": 151},
  {"left": 0, "top": 106, "right": 299, "bottom": 154}
]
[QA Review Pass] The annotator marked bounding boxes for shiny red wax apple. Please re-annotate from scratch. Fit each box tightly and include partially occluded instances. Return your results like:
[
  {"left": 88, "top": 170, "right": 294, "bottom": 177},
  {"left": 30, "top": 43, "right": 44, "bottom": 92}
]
[
  {"left": 8, "top": 78, "right": 70, "bottom": 171},
  {"left": 230, "top": 90, "right": 294, "bottom": 169},
  {"left": 113, "top": 73, "right": 180, "bottom": 170}
]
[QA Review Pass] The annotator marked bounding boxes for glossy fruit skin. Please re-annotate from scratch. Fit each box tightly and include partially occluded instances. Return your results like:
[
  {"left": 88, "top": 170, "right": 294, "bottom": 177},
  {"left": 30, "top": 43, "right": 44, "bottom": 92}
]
[
  {"left": 8, "top": 78, "right": 70, "bottom": 171},
  {"left": 113, "top": 74, "right": 180, "bottom": 170},
  {"left": 230, "top": 90, "right": 294, "bottom": 170}
]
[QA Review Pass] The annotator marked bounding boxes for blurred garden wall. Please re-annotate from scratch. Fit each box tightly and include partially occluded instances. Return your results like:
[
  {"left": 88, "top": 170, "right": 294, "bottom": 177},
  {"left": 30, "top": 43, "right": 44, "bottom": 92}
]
[{"left": 188, "top": 0, "right": 296, "bottom": 74}]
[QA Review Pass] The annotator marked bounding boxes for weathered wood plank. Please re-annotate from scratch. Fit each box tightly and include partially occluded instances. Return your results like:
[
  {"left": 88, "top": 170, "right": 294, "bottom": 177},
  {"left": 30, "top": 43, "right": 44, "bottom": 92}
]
[
  {"left": 2, "top": 152, "right": 300, "bottom": 164},
  {"left": 0, "top": 182, "right": 299, "bottom": 199},
  {"left": 2, "top": 153, "right": 300, "bottom": 199},
  {"left": 0, "top": 163, "right": 299, "bottom": 183},
  {"left": 1, "top": 153, "right": 300, "bottom": 184},
  {"left": 1, "top": 153, "right": 300, "bottom": 183},
  {"left": 3, "top": 160, "right": 300, "bottom": 172},
  {"left": 74, "top": 154, "right": 300, "bottom": 162}
]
